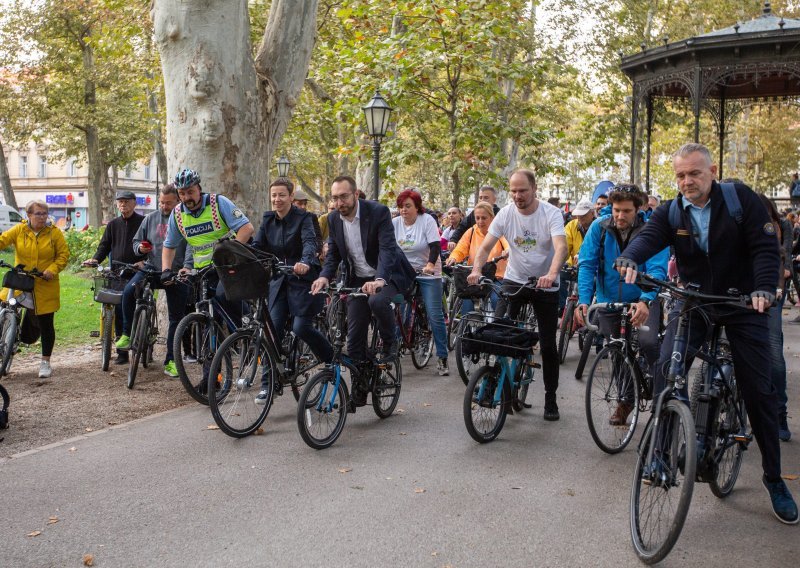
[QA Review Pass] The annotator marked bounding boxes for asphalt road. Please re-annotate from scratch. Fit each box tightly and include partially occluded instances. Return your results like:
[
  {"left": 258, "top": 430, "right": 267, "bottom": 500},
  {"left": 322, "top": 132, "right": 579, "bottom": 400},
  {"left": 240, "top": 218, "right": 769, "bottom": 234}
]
[{"left": 2, "top": 324, "right": 799, "bottom": 568}]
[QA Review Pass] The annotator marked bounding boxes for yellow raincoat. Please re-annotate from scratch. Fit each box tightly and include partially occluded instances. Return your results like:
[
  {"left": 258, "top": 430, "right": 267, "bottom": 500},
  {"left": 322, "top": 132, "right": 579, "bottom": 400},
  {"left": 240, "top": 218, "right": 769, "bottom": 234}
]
[{"left": 0, "top": 221, "right": 70, "bottom": 315}]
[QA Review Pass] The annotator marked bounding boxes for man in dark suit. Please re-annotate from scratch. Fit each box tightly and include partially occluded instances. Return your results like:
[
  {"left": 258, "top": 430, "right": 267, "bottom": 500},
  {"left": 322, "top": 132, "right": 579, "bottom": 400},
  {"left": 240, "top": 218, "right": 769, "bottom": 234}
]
[{"left": 311, "top": 175, "right": 416, "bottom": 365}]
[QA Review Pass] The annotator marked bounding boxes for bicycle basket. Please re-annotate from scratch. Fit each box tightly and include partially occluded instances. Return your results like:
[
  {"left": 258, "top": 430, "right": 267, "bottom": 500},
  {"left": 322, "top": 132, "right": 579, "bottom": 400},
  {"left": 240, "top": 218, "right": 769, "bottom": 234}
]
[
  {"left": 2, "top": 270, "right": 34, "bottom": 292},
  {"left": 93, "top": 275, "right": 125, "bottom": 305},
  {"left": 460, "top": 317, "right": 539, "bottom": 357},
  {"left": 212, "top": 240, "right": 270, "bottom": 302},
  {"left": 453, "top": 265, "right": 492, "bottom": 299}
]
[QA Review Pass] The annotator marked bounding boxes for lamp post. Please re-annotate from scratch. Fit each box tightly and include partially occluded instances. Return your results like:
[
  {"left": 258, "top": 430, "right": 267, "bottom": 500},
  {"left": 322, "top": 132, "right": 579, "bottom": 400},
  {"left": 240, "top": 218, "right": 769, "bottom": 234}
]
[
  {"left": 276, "top": 155, "right": 291, "bottom": 178},
  {"left": 362, "top": 90, "right": 393, "bottom": 200}
]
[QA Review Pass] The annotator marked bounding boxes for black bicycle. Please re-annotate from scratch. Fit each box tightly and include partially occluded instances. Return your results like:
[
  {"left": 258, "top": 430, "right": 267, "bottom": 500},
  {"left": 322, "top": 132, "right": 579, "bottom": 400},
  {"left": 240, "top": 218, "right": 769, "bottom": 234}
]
[
  {"left": 629, "top": 274, "right": 752, "bottom": 564},
  {"left": 0, "top": 261, "right": 43, "bottom": 377}
]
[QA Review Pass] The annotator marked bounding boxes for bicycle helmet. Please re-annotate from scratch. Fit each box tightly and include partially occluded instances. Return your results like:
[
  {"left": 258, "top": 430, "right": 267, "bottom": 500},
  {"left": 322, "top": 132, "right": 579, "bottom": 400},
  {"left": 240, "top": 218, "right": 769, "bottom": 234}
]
[{"left": 174, "top": 168, "right": 201, "bottom": 189}]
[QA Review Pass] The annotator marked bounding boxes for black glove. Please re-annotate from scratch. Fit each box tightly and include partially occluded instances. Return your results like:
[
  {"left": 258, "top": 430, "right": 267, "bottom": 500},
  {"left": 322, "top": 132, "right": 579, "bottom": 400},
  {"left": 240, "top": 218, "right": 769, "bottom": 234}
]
[
  {"left": 750, "top": 290, "right": 775, "bottom": 306},
  {"left": 613, "top": 257, "right": 638, "bottom": 271},
  {"left": 160, "top": 269, "right": 174, "bottom": 284}
]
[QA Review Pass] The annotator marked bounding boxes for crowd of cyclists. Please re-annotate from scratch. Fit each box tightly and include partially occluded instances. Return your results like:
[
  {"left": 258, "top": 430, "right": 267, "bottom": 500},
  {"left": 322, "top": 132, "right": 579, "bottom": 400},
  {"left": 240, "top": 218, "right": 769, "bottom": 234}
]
[{"left": 0, "top": 142, "right": 797, "bottom": 545}]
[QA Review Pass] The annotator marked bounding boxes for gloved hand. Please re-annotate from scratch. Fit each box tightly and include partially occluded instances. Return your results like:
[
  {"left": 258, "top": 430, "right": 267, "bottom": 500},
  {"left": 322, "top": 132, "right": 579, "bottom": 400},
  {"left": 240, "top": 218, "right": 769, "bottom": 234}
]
[
  {"left": 613, "top": 257, "right": 638, "bottom": 271},
  {"left": 160, "top": 269, "right": 174, "bottom": 285},
  {"left": 750, "top": 290, "right": 775, "bottom": 305}
]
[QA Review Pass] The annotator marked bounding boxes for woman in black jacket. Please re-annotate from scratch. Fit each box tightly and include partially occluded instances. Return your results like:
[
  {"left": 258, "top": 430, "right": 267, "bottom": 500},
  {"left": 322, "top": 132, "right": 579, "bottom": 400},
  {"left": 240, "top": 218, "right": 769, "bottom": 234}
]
[{"left": 253, "top": 178, "right": 333, "bottom": 403}]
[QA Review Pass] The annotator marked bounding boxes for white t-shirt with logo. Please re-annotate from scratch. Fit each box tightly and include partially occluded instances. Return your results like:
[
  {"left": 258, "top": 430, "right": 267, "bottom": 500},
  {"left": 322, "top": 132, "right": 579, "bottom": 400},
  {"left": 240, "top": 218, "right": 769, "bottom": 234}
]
[
  {"left": 393, "top": 214, "right": 442, "bottom": 277},
  {"left": 488, "top": 201, "right": 565, "bottom": 287}
]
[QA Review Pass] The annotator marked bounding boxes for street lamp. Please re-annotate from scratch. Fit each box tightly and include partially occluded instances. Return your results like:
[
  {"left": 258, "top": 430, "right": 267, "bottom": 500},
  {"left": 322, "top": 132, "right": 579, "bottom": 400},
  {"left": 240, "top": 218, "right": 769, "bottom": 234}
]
[
  {"left": 362, "top": 90, "right": 393, "bottom": 200},
  {"left": 276, "top": 155, "right": 291, "bottom": 178}
]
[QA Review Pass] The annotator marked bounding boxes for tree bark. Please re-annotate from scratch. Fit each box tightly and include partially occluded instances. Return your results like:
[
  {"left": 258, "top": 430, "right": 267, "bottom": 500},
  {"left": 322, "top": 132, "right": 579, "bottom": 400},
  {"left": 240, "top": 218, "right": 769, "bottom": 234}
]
[
  {"left": 0, "top": 140, "right": 19, "bottom": 210},
  {"left": 152, "top": 0, "right": 318, "bottom": 225},
  {"left": 81, "top": 36, "right": 106, "bottom": 228}
]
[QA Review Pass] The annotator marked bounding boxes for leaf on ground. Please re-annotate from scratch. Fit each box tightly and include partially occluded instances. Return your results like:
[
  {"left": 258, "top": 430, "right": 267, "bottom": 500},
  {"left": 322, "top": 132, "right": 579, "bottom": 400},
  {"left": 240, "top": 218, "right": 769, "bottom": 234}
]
[
  {"left": 422, "top": 403, "right": 432, "bottom": 407},
  {"left": 27, "top": 531, "right": 41, "bottom": 537},
  {"left": 431, "top": 551, "right": 439, "bottom": 557},
  {"left": 206, "top": 425, "right": 219, "bottom": 430},
  {"left": 109, "top": 372, "right": 116, "bottom": 376},
  {"left": 83, "top": 554, "right": 95, "bottom": 566},
  {"left": 396, "top": 408, "right": 405, "bottom": 413},
  {"left": 338, "top": 467, "right": 352, "bottom": 473},
  {"left": 68, "top": 447, "right": 77, "bottom": 452},
  {"left": 565, "top": 488, "right": 575, "bottom": 496},
  {"left": 399, "top": 432, "right": 407, "bottom": 436},
  {"left": 782, "top": 474, "right": 799, "bottom": 481},
  {"left": 254, "top": 427, "right": 265, "bottom": 435},
  {"left": 414, "top": 488, "right": 426, "bottom": 494},
  {"left": 85, "top": 427, "right": 93, "bottom": 432},
  {"left": 47, "top": 516, "right": 58, "bottom": 525}
]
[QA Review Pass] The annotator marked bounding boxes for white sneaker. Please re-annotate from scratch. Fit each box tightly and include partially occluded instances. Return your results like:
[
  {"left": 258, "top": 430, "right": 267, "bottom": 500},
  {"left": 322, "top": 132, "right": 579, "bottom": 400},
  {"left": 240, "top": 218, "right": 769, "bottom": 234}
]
[{"left": 38, "top": 360, "right": 52, "bottom": 379}]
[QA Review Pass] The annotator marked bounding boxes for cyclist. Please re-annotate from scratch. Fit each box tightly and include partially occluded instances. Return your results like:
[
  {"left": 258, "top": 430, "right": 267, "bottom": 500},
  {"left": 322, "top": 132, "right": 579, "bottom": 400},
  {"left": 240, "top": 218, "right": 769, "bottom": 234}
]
[
  {"left": 252, "top": 178, "right": 333, "bottom": 404},
  {"left": 573, "top": 184, "right": 668, "bottom": 425},
  {"left": 616, "top": 143, "right": 797, "bottom": 525},
  {"left": 160, "top": 169, "right": 254, "bottom": 326},
  {"left": 82, "top": 190, "right": 145, "bottom": 365},
  {"left": 447, "top": 186, "right": 500, "bottom": 251},
  {"left": 560, "top": 197, "right": 594, "bottom": 310},
  {"left": 116, "top": 184, "right": 192, "bottom": 378},
  {"left": 467, "top": 168, "right": 567, "bottom": 421},
  {"left": 311, "top": 176, "right": 416, "bottom": 406}
]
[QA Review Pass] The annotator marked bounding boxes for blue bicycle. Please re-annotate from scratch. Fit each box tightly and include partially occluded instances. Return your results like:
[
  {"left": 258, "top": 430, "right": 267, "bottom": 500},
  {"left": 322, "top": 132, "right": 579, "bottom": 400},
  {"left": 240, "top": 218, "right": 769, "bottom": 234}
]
[{"left": 297, "top": 285, "right": 402, "bottom": 449}]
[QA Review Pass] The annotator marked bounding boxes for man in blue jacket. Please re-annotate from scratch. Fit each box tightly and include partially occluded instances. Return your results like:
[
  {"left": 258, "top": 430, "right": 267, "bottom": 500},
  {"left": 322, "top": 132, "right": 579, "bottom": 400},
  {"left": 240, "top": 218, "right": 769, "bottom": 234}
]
[
  {"left": 574, "top": 184, "right": 668, "bottom": 425},
  {"left": 615, "top": 143, "right": 796, "bottom": 525}
]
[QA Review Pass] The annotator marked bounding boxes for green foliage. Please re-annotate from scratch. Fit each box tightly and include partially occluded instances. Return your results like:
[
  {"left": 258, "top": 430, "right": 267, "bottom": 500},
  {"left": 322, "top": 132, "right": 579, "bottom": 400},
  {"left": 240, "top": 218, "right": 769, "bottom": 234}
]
[{"left": 64, "top": 227, "right": 104, "bottom": 270}]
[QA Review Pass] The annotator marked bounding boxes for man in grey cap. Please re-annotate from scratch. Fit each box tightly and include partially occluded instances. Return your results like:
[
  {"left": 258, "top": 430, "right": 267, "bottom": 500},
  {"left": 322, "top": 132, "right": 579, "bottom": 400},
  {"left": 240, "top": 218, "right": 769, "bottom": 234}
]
[
  {"left": 292, "top": 188, "right": 323, "bottom": 256},
  {"left": 82, "top": 190, "right": 146, "bottom": 364}
]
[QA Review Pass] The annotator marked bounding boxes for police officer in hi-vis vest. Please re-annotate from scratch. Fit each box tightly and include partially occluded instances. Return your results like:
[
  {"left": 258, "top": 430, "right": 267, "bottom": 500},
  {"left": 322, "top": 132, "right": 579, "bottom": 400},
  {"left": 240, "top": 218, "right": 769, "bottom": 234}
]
[{"left": 161, "top": 169, "right": 254, "bottom": 325}]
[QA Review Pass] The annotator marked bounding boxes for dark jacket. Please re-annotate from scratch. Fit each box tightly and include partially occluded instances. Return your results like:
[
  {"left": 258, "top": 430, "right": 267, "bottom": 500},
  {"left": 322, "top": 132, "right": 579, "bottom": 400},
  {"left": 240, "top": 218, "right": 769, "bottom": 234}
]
[
  {"left": 450, "top": 203, "right": 501, "bottom": 244},
  {"left": 620, "top": 181, "right": 780, "bottom": 296},
  {"left": 92, "top": 212, "right": 146, "bottom": 266},
  {"left": 321, "top": 199, "right": 416, "bottom": 294},
  {"left": 254, "top": 206, "right": 322, "bottom": 317}
]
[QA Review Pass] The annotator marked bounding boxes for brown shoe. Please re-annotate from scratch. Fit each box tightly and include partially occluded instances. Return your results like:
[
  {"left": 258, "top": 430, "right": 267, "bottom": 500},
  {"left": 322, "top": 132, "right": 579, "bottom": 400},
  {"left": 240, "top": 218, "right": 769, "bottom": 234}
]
[{"left": 609, "top": 402, "right": 634, "bottom": 426}]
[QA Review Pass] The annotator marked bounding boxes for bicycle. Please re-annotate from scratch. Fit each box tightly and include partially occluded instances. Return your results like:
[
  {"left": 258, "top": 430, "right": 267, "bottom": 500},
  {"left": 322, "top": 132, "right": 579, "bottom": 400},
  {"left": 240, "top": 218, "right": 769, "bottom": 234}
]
[
  {"left": 173, "top": 265, "right": 238, "bottom": 405},
  {"left": 90, "top": 266, "right": 127, "bottom": 371},
  {"left": 297, "top": 284, "right": 402, "bottom": 450},
  {"left": 207, "top": 257, "right": 328, "bottom": 438},
  {"left": 557, "top": 265, "right": 582, "bottom": 364},
  {"left": 395, "top": 276, "right": 433, "bottom": 370},
  {"left": 0, "top": 260, "right": 43, "bottom": 376},
  {"left": 629, "top": 273, "right": 752, "bottom": 564},
  {"left": 584, "top": 302, "right": 653, "bottom": 454},
  {"left": 460, "top": 277, "right": 540, "bottom": 443}
]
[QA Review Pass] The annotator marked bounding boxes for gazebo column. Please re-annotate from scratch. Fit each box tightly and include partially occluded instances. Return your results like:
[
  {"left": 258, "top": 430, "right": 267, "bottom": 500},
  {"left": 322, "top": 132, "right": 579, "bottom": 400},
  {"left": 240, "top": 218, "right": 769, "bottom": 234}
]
[
  {"left": 629, "top": 85, "right": 639, "bottom": 183},
  {"left": 693, "top": 67, "right": 702, "bottom": 142},
  {"left": 645, "top": 95, "right": 654, "bottom": 193},
  {"left": 718, "top": 90, "right": 726, "bottom": 178}
]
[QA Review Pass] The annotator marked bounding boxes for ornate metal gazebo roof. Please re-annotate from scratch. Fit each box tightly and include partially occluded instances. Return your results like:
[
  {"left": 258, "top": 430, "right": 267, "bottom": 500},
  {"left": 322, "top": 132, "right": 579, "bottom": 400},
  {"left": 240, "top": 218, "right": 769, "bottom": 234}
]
[{"left": 619, "top": 2, "right": 800, "bottom": 187}]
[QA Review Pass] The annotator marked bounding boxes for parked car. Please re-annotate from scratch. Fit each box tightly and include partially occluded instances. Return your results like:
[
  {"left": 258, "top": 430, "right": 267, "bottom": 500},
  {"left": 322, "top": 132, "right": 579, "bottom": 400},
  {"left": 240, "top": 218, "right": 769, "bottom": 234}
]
[{"left": 0, "top": 205, "right": 24, "bottom": 233}]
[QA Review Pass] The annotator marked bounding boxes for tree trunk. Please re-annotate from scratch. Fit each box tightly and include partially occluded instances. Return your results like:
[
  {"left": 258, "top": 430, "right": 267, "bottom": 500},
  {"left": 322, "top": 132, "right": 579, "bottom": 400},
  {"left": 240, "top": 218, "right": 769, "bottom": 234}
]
[
  {"left": 0, "top": 140, "right": 19, "bottom": 210},
  {"left": 147, "top": 85, "right": 169, "bottom": 186},
  {"left": 152, "top": 0, "right": 318, "bottom": 225},
  {"left": 81, "top": 37, "right": 105, "bottom": 228}
]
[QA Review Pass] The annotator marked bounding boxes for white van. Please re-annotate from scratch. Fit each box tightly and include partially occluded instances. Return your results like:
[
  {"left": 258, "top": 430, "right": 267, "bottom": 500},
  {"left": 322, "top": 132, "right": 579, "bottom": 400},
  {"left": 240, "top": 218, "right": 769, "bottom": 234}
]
[{"left": 0, "top": 205, "right": 24, "bottom": 233}]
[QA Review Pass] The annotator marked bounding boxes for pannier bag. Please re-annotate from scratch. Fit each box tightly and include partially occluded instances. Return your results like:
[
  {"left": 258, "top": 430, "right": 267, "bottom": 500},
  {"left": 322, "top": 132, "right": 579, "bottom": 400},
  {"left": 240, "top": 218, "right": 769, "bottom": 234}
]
[
  {"left": 460, "top": 318, "right": 539, "bottom": 358},
  {"left": 212, "top": 240, "right": 270, "bottom": 302},
  {"left": 2, "top": 270, "right": 34, "bottom": 292}
]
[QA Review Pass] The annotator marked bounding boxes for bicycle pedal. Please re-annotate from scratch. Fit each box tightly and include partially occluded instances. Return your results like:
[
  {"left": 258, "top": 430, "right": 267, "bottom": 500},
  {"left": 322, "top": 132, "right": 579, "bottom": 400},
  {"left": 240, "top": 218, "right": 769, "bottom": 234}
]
[
  {"left": 527, "top": 361, "right": 541, "bottom": 369},
  {"left": 733, "top": 433, "right": 752, "bottom": 445}
]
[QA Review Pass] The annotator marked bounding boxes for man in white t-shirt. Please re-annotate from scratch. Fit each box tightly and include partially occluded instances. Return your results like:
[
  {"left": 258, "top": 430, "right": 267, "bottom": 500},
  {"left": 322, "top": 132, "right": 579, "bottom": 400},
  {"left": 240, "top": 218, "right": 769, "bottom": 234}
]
[{"left": 467, "top": 168, "right": 567, "bottom": 421}]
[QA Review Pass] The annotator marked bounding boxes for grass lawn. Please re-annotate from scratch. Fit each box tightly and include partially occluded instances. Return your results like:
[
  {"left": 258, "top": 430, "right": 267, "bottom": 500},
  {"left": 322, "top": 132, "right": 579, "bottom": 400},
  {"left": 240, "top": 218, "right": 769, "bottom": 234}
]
[{"left": 1, "top": 250, "right": 99, "bottom": 350}]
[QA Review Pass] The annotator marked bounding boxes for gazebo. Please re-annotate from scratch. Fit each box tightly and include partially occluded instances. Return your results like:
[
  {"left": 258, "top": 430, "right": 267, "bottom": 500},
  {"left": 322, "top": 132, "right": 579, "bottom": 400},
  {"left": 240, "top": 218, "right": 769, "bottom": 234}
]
[{"left": 620, "top": 1, "right": 800, "bottom": 191}]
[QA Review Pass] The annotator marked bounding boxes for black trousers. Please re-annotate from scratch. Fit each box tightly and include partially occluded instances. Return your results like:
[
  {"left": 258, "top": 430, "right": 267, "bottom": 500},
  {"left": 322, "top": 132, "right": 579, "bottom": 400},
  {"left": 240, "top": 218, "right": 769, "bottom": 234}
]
[
  {"left": 655, "top": 301, "right": 781, "bottom": 480},
  {"left": 495, "top": 282, "right": 559, "bottom": 396},
  {"left": 346, "top": 278, "right": 400, "bottom": 361}
]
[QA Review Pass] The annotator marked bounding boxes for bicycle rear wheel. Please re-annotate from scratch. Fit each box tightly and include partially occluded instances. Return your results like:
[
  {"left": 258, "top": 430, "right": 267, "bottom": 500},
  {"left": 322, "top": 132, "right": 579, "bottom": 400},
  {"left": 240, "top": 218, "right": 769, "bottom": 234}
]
[
  {"left": 709, "top": 372, "right": 747, "bottom": 498},
  {"left": 455, "top": 312, "right": 483, "bottom": 385},
  {"left": 174, "top": 313, "right": 225, "bottom": 405},
  {"left": 0, "top": 310, "right": 18, "bottom": 377},
  {"left": 100, "top": 306, "right": 114, "bottom": 372},
  {"left": 463, "top": 365, "right": 508, "bottom": 443},
  {"left": 558, "top": 301, "right": 575, "bottom": 364},
  {"left": 297, "top": 369, "right": 348, "bottom": 449},
  {"left": 127, "top": 308, "right": 148, "bottom": 389},
  {"left": 586, "top": 346, "right": 640, "bottom": 454},
  {"left": 512, "top": 355, "right": 534, "bottom": 412},
  {"left": 372, "top": 357, "right": 402, "bottom": 418},
  {"left": 410, "top": 305, "right": 433, "bottom": 369},
  {"left": 208, "top": 330, "right": 273, "bottom": 438},
  {"left": 447, "top": 296, "right": 463, "bottom": 351},
  {"left": 630, "top": 400, "right": 696, "bottom": 565}
]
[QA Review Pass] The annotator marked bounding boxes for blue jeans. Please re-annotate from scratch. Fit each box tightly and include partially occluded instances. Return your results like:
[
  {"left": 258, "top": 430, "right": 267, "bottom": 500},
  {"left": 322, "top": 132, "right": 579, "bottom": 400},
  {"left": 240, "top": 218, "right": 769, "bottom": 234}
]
[
  {"left": 768, "top": 295, "right": 788, "bottom": 417},
  {"left": 416, "top": 276, "right": 448, "bottom": 359}
]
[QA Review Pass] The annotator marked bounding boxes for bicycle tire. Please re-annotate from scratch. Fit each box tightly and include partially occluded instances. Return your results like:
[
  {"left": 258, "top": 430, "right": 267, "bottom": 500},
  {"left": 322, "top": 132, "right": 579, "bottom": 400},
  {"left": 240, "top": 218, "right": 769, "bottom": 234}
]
[
  {"left": 0, "top": 310, "right": 18, "bottom": 377},
  {"left": 558, "top": 301, "right": 575, "bottom": 364},
  {"left": 410, "top": 304, "right": 433, "bottom": 369},
  {"left": 512, "top": 355, "right": 534, "bottom": 412},
  {"left": 586, "top": 346, "right": 640, "bottom": 454},
  {"left": 372, "top": 356, "right": 402, "bottom": 418},
  {"left": 174, "top": 313, "right": 225, "bottom": 405},
  {"left": 455, "top": 312, "right": 484, "bottom": 385},
  {"left": 144, "top": 308, "right": 158, "bottom": 368},
  {"left": 127, "top": 308, "right": 148, "bottom": 389},
  {"left": 297, "top": 369, "right": 348, "bottom": 449},
  {"left": 100, "top": 306, "right": 114, "bottom": 372},
  {"left": 447, "top": 296, "right": 462, "bottom": 351},
  {"left": 630, "top": 400, "right": 696, "bottom": 565},
  {"left": 286, "top": 335, "right": 317, "bottom": 402},
  {"left": 463, "top": 365, "right": 508, "bottom": 443},
  {"left": 208, "top": 330, "right": 273, "bottom": 438},
  {"left": 575, "top": 329, "right": 595, "bottom": 381}
]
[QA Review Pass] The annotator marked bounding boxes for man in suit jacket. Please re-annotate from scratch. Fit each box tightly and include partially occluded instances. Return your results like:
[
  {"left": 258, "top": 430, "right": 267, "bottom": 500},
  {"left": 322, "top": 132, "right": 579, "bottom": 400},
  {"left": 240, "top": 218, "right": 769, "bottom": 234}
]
[{"left": 311, "top": 175, "right": 416, "bottom": 366}]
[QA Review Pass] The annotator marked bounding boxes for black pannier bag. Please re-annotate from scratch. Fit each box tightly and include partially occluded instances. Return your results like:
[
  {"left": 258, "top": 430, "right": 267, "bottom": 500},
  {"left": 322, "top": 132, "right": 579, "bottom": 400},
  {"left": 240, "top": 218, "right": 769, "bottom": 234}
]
[
  {"left": 2, "top": 270, "right": 34, "bottom": 292},
  {"left": 212, "top": 240, "right": 270, "bottom": 302},
  {"left": 460, "top": 318, "right": 539, "bottom": 358}
]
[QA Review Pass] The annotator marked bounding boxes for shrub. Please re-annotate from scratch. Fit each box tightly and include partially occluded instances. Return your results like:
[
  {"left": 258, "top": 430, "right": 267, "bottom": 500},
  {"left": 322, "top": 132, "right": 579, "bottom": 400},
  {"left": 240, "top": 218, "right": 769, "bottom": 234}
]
[{"left": 64, "top": 227, "right": 105, "bottom": 270}]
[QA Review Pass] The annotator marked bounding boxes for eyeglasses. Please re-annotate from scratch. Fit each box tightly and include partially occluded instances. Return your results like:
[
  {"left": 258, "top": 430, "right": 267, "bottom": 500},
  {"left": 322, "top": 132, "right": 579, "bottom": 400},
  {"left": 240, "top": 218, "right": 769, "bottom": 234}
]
[
  {"left": 330, "top": 193, "right": 354, "bottom": 202},
  {"left": 30, "top": 212, "right": 48, "bottom": 217}
]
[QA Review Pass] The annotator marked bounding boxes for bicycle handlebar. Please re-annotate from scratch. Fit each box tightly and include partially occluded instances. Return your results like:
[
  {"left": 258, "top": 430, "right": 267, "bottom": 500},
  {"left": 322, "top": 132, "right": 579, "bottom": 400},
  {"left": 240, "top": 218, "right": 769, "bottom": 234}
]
[
  {"left": 636, "top": 272, "right": 752, "bottom": 308},
  {"left": 584, "top": 302, "right": 649, "bottom": 332},
  {"left": 0, "top": 260, "right": 44, "bottom": 278}
]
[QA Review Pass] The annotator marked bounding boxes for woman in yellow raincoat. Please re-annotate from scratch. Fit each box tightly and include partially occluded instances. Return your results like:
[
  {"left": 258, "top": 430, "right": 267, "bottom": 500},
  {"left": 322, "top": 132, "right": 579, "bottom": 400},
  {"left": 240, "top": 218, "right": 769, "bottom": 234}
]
[{"left": 0, "top": 200, "right": 69, "bottom": 378}]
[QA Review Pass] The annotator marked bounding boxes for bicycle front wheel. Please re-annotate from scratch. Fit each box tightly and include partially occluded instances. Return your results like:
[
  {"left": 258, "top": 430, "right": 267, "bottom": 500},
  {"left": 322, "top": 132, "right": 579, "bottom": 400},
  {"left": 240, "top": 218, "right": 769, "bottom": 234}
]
[
  {"left": 100, "top": 305, "right": 114, "bottom": 372},
  {"left": 455, "top": 312, "right": 483, "bottom": 385},
  {"left": 372, "top": 357, "right": 402, "bottom": 418},
  {"left": 558, "top": 301, "right": 575, "bottom": 364},
  {"left": 127, "top": 308, "right": 148, "bottom": 389},
  {"left": 297, "top": 369, "right": 348, "bottom": 450},
  {"left": 174, "top": 313, "right": 225, "bottom": 405},
  {"left": 0, "top": 309, "right": 18, "bottom": 377},
  {"left": 586, "top": 346, "right": 640, "bottom": 454},
  {"left": 463, "top": 365, "right": 508, "bottom": 443},
  {"left": 208, "top": 331, "right": 273, "bottom": 438},
  {"left": 630, "top": 400, "right": 696, "bottom": 565}
]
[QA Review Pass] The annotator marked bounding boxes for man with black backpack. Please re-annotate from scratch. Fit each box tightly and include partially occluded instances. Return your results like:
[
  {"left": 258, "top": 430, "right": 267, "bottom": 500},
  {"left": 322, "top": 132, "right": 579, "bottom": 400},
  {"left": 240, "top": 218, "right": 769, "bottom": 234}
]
[{"left": 615, "top": 143, "right": 796, "bottom": 526}]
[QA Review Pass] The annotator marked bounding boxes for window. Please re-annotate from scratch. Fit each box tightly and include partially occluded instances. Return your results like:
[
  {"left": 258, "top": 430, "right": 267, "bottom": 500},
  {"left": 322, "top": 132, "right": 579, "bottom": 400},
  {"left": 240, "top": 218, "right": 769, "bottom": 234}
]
[
  {"left": 125, "top": 164, "right": 132, "bottom": 178},
  {"left": 144, "top": 163, "right": 151, "bottom": 180},
  {"left": 19, "top": 156, "right": 27, "bottom": 177},
  {"left": 38, "top": 155, "right": 47, "bottom": 178},
  {"left": 9, "top": 211, "right": 22, "bottom": 223},
  {"left": 67, "top": 158, "right": 77, "bottom": 177}
]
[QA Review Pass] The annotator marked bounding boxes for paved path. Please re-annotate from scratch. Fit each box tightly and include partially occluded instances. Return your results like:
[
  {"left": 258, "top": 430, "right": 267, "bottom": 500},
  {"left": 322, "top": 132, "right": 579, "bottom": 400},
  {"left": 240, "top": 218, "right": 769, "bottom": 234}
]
[{"left": 2, "top": 322, "right": 799, "bottom": 567}]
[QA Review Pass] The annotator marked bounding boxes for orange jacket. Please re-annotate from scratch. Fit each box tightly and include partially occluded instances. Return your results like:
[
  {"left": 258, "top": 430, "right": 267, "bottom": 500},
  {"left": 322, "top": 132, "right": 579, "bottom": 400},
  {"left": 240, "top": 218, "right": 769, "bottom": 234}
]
[{"left": 449, "top": 225, "right": 509, "bottom": 278}]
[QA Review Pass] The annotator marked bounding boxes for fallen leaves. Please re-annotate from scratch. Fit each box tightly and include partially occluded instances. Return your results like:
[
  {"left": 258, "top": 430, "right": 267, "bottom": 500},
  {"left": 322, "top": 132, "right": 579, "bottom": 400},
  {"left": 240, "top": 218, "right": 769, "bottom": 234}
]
[
  {"left": 565, "top": 488, "right": 575, "bottom": 497},
  {"left": 254, "top": 427, "right": 265, "bottom": 435},
  {"left": 85, "top": 427, "right": 94, "bottom": 432},
  {"left": 83, "top": 554, "right": 95, "bottom": 566},
  {"left": 206, "top": 425, "right": 219, "bottom": 430},
  {"left": 782, "top": 474, "right": 799, "bottom": 481},
  {"left": 47, "top": 516, "right": 59, "bottom": 525},
  {"left": 68, "top": 447, "right": 77, "bottom": 452},
  {"left": 27, "top": 531, "right": 41, "bottom": 537},
  {"left": 338, "top": 467, "right": 352, "bottom": 474},
  {"left": 414, "top": 488, "right": 426, "bottom": 494},
  {"left": 422, "top": 403, "right": 432, "bottom": 407}
]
